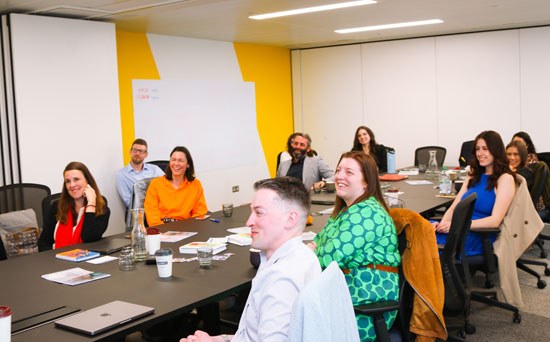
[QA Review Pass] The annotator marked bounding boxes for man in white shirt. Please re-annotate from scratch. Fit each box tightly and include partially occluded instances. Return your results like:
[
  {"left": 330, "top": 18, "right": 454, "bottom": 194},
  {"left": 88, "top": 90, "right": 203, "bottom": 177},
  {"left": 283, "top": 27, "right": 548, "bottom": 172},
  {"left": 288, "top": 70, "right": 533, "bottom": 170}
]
[
  {"left": 115, "top": 138, "right": 164, "bottom": 207},
  {"left": 181, "top": 177, "right": 321, "bottom": 342}
]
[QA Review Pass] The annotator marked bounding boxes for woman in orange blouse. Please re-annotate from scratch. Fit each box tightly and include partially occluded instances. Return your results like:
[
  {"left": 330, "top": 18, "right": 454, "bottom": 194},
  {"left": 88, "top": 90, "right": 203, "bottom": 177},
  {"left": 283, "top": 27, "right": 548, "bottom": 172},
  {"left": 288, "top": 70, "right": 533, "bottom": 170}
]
[{"left": 144, "top": 146, "right": 208, "bottom": 226}]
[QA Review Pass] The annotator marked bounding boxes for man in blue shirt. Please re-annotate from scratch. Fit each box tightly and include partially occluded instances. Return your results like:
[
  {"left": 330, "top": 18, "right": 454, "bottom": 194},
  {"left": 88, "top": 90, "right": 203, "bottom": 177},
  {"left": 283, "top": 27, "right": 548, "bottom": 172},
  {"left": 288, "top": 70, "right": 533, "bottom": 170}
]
[{"left": 116, "top": 138, "right": 165, "bottom": 207}]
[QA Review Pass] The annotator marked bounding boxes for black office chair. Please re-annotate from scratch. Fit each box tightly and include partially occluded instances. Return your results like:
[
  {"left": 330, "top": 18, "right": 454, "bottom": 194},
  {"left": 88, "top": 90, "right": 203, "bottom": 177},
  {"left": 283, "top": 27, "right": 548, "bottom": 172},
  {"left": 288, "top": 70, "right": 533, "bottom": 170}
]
[
  {"left": 440, "top": 193, "right": 477, "bottom": 339},
  {"left": 530, "top": 160, "right": 550, "bottom": 257},
  {"left": 148, "top": 160, "right": 169, "bottom": 173},
  {"left": 414, "top": 146, "right": 446, "bottom": 167},
  {"left": 0, "top": 183, "right": 51, "bottom": 230},
  {"left": 459, "top": 141, "right": 474, "bottom": 167},
  {"left": 42, "top": 193, "right": 108, "bottom": 226},
  {"left": 354, "top": 232, "right": 412, "bottom": 342},
  {"left": 537, "top": 152, "right": 550, "bottom": 168}
]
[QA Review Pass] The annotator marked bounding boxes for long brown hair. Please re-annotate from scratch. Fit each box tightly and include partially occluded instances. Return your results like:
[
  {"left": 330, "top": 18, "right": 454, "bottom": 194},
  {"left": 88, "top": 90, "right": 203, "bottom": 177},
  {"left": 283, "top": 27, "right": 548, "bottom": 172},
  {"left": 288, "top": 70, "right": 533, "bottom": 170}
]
[
  {"left": 351, "top": 126, "right": 379, "bottom": 163},
  {"left": 468, "top": 131, "right": 515, "bottom": 191},
  {"left": 57, "top": 162, "right": 106, "bottom": 224},
  {"left": 506, "top": 140, "right": 528, "bottom": 171},
  {"left": 332, "top": 151, "right": 388, "bottom": 219}
]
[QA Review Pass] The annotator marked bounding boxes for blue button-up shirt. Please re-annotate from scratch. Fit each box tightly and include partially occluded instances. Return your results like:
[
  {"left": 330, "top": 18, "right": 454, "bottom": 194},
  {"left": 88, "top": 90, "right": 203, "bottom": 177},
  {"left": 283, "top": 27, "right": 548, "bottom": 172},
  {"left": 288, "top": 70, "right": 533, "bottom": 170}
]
[{"left": 116, "top": 163, "right": 165, "bottom": 207}]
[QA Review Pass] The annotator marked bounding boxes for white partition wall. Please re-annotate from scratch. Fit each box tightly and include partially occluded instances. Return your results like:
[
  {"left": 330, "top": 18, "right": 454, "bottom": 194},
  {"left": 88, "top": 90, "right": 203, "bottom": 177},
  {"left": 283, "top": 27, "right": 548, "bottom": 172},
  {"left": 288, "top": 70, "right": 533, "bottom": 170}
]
[
  {"left": 362, "top": 37, "right": 438, "bottom": 167},
  {"left": 294, "top": 44, "right": 364, "bottom": 169},
  {"left": 10, "top": 14, "right": 124, "bottom": 235},
  {"left": 292, "top": 27, "right": 550, "bottom": 168}
]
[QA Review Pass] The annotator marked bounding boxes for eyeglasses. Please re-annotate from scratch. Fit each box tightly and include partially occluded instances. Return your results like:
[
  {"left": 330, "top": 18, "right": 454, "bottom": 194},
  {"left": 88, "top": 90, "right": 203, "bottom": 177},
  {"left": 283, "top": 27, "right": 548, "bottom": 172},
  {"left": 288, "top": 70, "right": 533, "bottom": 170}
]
[{"left": 131, "top": 148, "right": 147, "bottom": 154}]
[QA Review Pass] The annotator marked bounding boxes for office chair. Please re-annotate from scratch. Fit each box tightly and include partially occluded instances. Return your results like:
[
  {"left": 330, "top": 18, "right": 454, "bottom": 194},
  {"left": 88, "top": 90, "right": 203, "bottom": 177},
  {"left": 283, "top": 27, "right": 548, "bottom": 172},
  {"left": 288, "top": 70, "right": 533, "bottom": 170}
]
[
  {"left": 459, "top": 141, "right": 474, "bottom": 167},
  {"left": 0, "top": 183, "right": 51, "bottom": 230},
  {"left": 126, "top": 177, "right": 153, "bottom": 229},
  {"left": 537, "top": 152, "right": 550, "bottom": 168},
  {"left": 42, "top": 193, "right": 108, "bottom": 225},
  {"left": 414, "top": 146, "right": 446, "bottom": 167},
  {"left": 440, "top": 193, "right": 477, "bottom": 339},
  {"left": 148, "top": 160, "right": 169, "bottom": 173},
  {"left": 529, "top": 160, "right": 550, "bottom": 257}
]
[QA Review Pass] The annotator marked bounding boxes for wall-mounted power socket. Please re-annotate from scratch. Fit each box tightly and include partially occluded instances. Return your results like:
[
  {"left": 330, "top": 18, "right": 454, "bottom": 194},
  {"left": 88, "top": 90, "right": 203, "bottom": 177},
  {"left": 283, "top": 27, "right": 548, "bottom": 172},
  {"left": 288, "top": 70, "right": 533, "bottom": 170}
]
[{"left": 232, "top": 185, "right": 239, "bottom": 193}]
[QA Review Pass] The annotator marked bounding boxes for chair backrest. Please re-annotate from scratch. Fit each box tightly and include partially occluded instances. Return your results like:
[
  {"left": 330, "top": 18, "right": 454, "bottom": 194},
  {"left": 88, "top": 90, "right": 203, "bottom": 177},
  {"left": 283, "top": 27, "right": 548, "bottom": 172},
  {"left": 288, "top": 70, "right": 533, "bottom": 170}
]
[
  {"left": 530, "top": 162, "right": 548, "bottom": 205},
  {"left": 537, "top": 152, "right": 550, "bottom": 167},
  {"left": 41, "top": 193, "right": 61, "bottom": 228},
  {"left": 440, "top": 193, "right": 477, "bottom": 316},
  {"left": 0, "top": 183, "right": 51, "bottom": 229},
  {"left": 459, "top": 140, "right": 474, "bottom": 167},
  {"left": 148, "top": 160, "right": 169, "bottom": 173},
  {"left": 414, "top": 146, "right": 446, "bottom": 167},
  {"left": 126, "top": 177, "right": 153, "bottom": 228}
]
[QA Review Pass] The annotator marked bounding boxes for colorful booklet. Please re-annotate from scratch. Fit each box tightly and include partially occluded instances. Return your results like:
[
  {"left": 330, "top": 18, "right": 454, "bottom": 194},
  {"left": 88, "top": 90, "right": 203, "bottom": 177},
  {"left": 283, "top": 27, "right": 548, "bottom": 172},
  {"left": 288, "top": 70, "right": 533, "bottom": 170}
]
[
  {"left": 227, "top": 233, "right": 252, "bottom": 246},
  {"left": 42, "top": 267, "right": 110, "bottom": 286},
  {"left": 55, "top": 249, "right": 100, "bottom": 262},
  {"left": 179, "top": 242, "right": 227, "bottom": 255},
  {"left": 161, "top": 231, "right": 197, "bottom": 243}
]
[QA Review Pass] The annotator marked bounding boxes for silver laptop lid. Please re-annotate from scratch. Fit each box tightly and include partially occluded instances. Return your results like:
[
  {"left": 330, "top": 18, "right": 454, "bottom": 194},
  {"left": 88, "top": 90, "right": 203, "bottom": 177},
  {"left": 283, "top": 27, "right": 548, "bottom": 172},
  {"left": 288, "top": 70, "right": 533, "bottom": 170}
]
[{"left": 55, "top": 300, "right": 154, "bottom": 336}]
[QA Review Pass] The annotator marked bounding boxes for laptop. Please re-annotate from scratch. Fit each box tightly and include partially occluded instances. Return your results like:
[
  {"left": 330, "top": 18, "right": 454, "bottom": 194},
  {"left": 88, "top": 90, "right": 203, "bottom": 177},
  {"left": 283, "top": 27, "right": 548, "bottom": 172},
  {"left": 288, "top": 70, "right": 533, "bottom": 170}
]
[
  {"left": 55, "top": 300, "right": 154, "bottom": 336},
  {"left": 86, "top": 238, "right": 130, "bottom": 255}
]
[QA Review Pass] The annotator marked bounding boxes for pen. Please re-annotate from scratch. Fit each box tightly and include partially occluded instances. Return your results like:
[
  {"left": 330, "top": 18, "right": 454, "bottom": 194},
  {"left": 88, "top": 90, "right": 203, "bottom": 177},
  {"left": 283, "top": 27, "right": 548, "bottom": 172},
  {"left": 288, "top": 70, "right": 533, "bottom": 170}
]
[{"left": 209, "top": 218, "right": 220, "bottom": 223}]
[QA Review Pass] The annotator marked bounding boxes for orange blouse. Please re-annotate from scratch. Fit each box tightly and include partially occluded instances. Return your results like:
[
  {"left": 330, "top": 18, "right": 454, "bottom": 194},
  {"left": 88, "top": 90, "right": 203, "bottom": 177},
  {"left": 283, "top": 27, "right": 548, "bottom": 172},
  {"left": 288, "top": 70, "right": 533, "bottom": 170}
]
[{"left": 144, "top": 176, "right": 208, "bottom": 226}]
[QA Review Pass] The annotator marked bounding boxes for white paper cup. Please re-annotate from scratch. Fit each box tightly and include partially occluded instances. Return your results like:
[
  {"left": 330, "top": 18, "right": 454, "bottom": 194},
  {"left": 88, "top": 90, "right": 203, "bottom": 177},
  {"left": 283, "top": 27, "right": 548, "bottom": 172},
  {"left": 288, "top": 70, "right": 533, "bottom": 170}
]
[
  {"left": 0, "top": 306, "right": 11, "bottom": 342},
  {"left": 146, "top": 234, "right": 162, "bottom": 255},
  {"left": 154, "top": 249, "right": 173, "bottom": 278}
]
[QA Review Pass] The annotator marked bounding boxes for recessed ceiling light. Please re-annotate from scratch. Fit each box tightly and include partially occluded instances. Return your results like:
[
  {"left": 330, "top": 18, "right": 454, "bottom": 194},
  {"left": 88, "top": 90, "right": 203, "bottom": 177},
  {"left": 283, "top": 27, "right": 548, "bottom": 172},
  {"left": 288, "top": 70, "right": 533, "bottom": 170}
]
[
  {"left": 336, "top": 19, "right": 444, "bottom": 33},
  {"left": 249, "top": 0, "right": 377, "bottom": 20}
]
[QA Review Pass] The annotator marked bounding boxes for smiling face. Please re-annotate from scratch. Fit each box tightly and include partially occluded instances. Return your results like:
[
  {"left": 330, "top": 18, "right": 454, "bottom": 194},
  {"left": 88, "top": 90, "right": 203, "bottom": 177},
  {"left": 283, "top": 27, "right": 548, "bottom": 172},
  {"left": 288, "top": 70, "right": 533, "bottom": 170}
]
[
  {"left": 290, "top": 135, "right": 309, "bottom": 160},
  {"left": 475, "top": 138, "right": 494, "bottom": 171},
  {"left": 246, "top": 189, "right": 289, "bottom": 259},
  {"left": 357, "top": 128, "right": 371, "bottom": 147},
  {"left": 169, "top": 151, "right": 188, "bottom": 179},
  {"left": 507, "top": 146, "right": 521, "bottom": 171},
  {"left": 64, "top": 169, "right": 88, "bottom": 201},
  {"left": 335, "top": 157, "right": 367, "bottom": 207}
]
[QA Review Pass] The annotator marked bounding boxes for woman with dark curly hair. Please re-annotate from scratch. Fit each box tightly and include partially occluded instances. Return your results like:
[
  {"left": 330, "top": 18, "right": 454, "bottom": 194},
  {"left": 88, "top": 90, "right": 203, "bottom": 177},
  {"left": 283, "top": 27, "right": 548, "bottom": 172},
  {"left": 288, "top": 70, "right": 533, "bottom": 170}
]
[
  {"left": 351, "top": 126, "right": 388, "bottom": 172},
  {"left": 434, "top": 131, "right": 516, "bottom": 256}
]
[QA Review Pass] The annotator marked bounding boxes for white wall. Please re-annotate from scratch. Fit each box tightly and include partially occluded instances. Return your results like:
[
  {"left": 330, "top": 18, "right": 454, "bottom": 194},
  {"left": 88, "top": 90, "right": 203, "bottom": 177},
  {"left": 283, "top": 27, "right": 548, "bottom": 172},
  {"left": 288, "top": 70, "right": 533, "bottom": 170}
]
[
  {"left": 145, "top": 34, "right": 270, "bottom": 211},
  {"left": 10, "top": 14, "right": 125, "bottom": 235},
  {"left": 292, "top": 28, "right": 550, "bottom": 169}
]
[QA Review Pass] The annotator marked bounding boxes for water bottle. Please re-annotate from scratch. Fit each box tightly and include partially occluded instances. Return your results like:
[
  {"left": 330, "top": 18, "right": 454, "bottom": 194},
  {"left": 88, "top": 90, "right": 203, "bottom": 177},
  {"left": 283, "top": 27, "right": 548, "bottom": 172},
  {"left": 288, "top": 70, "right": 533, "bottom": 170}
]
[
  {"left": 131, "top": 208, "right": 148, "bottom": 261},
  {"left": 439, "top": 167, "right": 451, "bottom": 195},
  {"left": 426, "top": 150, "right": 439, "bottom": 180},
  {"left": 386, "top": 148, "right": 396, "bottom": 174}
]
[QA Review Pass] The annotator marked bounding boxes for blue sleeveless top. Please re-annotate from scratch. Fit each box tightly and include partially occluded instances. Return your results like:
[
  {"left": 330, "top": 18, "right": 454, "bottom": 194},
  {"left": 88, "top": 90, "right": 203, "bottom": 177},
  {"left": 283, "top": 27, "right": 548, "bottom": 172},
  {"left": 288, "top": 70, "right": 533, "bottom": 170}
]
[{"left": 437, "top": 174, "right": 496, "bottom": 256}]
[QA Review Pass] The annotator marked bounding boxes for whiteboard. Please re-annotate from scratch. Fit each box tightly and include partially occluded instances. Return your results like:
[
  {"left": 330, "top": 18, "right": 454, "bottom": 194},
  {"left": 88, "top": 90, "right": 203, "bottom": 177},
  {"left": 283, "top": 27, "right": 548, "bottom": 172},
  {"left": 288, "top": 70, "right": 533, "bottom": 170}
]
[{"left": 133, "top": 80, "right": 261, "bottom": 172}]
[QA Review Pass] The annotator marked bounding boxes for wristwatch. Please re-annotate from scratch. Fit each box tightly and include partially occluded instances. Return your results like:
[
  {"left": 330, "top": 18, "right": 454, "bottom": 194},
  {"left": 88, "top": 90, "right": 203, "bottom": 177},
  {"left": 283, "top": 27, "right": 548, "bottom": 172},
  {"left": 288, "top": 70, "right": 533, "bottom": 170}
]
[{"left": 221, "top": 334, "right": 230, "bottom": 342}]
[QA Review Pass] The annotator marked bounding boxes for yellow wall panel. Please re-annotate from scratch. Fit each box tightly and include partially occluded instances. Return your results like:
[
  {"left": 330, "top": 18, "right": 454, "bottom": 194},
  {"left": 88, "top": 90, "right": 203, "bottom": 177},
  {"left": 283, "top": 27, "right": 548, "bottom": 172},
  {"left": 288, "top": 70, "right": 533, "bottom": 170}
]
[
  {"left": 233, "top": 43, "right": 294, "bottom": 177},
  {"left": 115, "top": 31, "right": 160, "bottom": 164}
]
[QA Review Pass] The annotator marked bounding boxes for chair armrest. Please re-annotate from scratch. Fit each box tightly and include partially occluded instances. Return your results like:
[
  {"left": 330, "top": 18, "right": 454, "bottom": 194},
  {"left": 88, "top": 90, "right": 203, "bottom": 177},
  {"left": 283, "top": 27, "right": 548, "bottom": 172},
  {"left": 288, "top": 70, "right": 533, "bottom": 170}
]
[
  {"left": 354, "top": 300, "right": 399, "bottom": 315},
  {"left": 470, "top": 227, "right": 500, "bottom": 274},
  {"left": 470, "top": 227, "right": 500, "bottom": 234}
]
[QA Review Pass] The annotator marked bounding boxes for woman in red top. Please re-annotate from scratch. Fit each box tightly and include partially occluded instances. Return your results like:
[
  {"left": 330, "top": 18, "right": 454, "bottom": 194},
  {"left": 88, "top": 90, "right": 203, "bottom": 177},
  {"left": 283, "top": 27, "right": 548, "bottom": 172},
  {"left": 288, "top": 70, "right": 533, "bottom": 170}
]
[{"left": 38, "top": 162, "right": 110, "bottom": 251}]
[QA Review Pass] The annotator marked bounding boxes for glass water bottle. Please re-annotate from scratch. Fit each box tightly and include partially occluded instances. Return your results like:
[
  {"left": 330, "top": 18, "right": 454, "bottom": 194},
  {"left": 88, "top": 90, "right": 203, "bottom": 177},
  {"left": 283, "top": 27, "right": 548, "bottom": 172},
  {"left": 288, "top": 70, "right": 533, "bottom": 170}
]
[
  {"left": 131, "top": 208, "right": 148, "bottom": 261},
  {"left": 426, "top": 150, "right": 439, "bottom": 180}
]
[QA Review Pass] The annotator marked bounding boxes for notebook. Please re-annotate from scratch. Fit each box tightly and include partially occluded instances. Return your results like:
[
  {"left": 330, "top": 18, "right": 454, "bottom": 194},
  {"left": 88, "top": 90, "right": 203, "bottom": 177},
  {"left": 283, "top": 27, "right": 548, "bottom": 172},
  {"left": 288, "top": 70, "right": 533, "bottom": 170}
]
[
  {"left": 54, "top": 300, "right": 154, "bottom": 336},
  {"left": 86, "top": 239, "right": 130, "bottom": 255}
]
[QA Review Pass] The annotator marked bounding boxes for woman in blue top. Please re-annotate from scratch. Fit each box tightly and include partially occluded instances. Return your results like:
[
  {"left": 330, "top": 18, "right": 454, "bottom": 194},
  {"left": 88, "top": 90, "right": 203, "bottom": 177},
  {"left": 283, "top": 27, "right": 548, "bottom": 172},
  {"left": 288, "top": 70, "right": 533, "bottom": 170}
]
[
  {"left": 308, "top": 151, "right": 400, "bottom": 341},
  {"left": 434, "top": 131, "right": 516, "bottom": 256}
]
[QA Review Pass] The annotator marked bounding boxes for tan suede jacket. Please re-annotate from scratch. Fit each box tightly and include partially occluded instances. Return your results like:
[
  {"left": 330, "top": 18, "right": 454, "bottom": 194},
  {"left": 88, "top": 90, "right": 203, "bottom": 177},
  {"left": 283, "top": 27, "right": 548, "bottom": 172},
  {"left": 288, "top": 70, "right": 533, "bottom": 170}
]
[{"left": 390, "top": 208, "right": 447, "bottom": 342}]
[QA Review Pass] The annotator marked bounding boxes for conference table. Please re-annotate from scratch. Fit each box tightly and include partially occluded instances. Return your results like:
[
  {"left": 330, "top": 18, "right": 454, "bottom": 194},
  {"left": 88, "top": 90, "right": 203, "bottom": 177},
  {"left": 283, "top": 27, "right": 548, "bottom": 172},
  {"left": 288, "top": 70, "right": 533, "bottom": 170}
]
[{"left": 2, "top": 172, "right": 454, "bottom": 341}]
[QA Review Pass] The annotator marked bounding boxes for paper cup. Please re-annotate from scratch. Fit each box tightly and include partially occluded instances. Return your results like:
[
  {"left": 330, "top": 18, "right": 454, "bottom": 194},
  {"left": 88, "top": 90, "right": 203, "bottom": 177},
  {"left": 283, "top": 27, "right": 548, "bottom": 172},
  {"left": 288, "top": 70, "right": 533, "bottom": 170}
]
[
  {"left": 0, "top": 306, "right": 11, "bottom": 342},
  {"left": 146, "top": 234, "right": 162, "bottom": 255},
  {"left": 154, "top": 249, "right": 173, "bottom": 278}
]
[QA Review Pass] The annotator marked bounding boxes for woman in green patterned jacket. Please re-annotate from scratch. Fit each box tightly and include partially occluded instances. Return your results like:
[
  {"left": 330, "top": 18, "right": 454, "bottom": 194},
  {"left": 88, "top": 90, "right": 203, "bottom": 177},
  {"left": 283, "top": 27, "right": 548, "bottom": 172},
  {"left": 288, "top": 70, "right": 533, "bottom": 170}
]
[{"left": 308, "top": 151, "right": 400, "bottom": 341}]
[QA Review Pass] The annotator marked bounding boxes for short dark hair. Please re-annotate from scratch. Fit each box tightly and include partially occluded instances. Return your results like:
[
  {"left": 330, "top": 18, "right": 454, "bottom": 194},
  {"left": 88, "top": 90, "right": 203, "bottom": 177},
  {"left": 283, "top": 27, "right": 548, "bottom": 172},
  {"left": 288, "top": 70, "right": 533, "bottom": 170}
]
[
  {"left": 512, "top": 131, "right": 537, "bottom": 154},
  {"left": 165, "top": 146, "right": 195, "bottom": 182},
  {"left": 132, "top": 138, "right": 148, "bottom": 149},
  {"left": 506, "top": 140, "right": 528, "bottom": 170},
  {"left": 287, "top": 132, "right": 312, "bottom": 152},
  {"left": 254, "top": 177, "right": 310, "bottom": 225}
]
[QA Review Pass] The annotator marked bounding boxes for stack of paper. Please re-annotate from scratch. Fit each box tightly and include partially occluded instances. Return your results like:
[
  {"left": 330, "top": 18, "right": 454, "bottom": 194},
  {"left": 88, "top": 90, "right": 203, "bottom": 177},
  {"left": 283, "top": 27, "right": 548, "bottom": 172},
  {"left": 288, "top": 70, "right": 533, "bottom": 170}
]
[
  {"left": 42, "top": 267, "right": 110, "bottom": 286},
  {"left": 227, "top": 233, "right": 252, "bottom": 246},
  {"left": 179, "top": 242, "right": 227, "bottom": 255},
  {"left": 161, "top": 231, "right": 197, "bottom": 243},
  {"left": 56, "top": 249, "right": 100, "bottom": 262}
]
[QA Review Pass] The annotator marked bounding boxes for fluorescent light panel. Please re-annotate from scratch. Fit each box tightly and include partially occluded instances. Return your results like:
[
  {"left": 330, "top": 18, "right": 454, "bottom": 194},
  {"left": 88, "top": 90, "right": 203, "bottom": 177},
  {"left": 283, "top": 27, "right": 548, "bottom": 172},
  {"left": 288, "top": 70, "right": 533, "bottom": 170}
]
[
  {"left": 336, "top": 19, "right": 444, "bottom": 33},
  {"left": 249, "top": 0, "right": 377, "bottom": 20}
]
